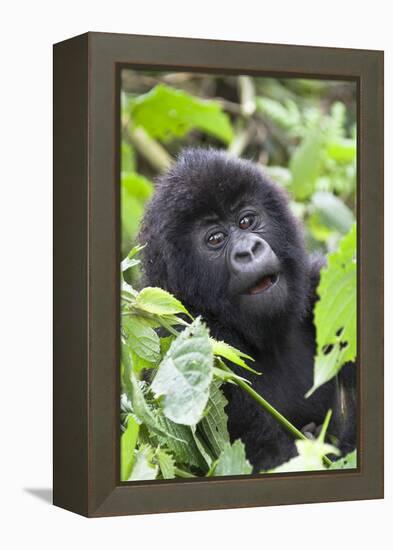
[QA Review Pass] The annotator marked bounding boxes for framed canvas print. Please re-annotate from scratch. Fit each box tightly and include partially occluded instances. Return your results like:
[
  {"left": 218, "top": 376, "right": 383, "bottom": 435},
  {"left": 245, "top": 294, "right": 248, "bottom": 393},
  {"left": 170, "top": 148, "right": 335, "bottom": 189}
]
[{"left": 53, "top": 32, "right": 384, "bottom": 517}]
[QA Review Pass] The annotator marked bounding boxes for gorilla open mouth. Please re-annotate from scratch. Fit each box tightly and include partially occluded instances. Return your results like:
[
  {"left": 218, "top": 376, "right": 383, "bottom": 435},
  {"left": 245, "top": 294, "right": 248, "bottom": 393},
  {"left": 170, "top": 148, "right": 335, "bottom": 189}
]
[{"left": 248, "top": 273, "right": 279, "bottom": 295}]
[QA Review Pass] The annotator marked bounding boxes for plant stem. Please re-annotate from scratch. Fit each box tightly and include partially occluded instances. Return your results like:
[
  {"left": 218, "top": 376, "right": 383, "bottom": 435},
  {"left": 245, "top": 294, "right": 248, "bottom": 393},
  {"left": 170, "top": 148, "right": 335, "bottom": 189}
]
[
  {"left": 224, "top": 367, "right": 333, "bottom": 467},
  {"left": 159, "top": 318, "right": 181, "bottom": 337}
]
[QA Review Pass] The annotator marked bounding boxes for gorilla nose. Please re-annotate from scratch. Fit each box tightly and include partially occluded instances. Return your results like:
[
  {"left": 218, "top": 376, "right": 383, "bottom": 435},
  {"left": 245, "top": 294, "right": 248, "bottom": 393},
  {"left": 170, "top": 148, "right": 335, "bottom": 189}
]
[
  {"left": 231, "top": 235, "right": 269, "bottom": 268},
  {"left": 233, "top": 237, "right": 265, "bottom": 264},
  {"left": 229, "top": 235, "right": 279, "bottom": 282}
]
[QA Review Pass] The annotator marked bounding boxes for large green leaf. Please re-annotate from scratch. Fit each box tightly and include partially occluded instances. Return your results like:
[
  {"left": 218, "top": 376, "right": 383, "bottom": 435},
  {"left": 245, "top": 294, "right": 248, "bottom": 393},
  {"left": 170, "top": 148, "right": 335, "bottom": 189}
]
[
  {"left": 130, "top": 84, "right": 233, "bottom": 144},
  {"left": 210, "top": 440, "right": 252, "bottom": 476},
  {"left": 136, "top": 287, "right": 191, "bottom": 318},
  {"left": 152, "top": 318, "right": 214, "bottom": 425},
  {"left": 307, "top": 224, "right": 357, "bottom": 396}
]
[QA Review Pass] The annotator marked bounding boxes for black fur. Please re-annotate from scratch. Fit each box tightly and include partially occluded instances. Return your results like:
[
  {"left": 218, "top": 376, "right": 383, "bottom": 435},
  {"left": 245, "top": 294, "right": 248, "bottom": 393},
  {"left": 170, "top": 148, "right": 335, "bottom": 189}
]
[{"left": 139, "top": 148, "right": 356, "bottom": 471}]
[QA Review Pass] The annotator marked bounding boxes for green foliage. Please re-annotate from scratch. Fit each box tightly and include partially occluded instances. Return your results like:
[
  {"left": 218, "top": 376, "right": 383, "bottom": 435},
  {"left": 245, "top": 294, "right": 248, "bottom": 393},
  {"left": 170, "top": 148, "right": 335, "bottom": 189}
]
[
  {"left": 120, "top": 249, "right": 357, "bottom": 479},
  {"left": 311, "top": 191, "right": 354, "bottom": 235},
  {"left": 211, "top": 339, "right": 258, "bottom": 374},
  {"left": 129, "top": 445, "right": 158, "bottom": 481},
  {"left": 121, "top": 171, "right": 153, "bottom": 258},
  {"left": 136, "top": 286, "right": 191, "bottom": 317},
  {"left": 329, "top": 449, "right": 357, "bottom": 470},
  {"left": 268, "top": 411, "right": 339, "bottom": 473},
  {"left": 290, "top": 127, "right": 326, "bottom": 200},
  {"left": 156, "top": 448, "right": 176, "bottom": 479},
  {"left": 119, "top": 74, "right": 358, "bottom": 479},
  {"left": 130, "top": 84, "right": 234, "bottom": 144},
  {"left": 210, "top": 440, "right": 253, "bottom": 476},
  {"left": 198, "top": 380, "right": 230, "bottom": 457},
  {"left": 270, "top": 438, "right": 339, "bottom": 473},
  {"left": 151, "top": 318, "right": 214, "bottom": 425},
  {"left": 121, "top": 416, "right": 140, "bottom": 481},
  {"left": 307, "top": 224, "right": 357, "bottom": 396}
]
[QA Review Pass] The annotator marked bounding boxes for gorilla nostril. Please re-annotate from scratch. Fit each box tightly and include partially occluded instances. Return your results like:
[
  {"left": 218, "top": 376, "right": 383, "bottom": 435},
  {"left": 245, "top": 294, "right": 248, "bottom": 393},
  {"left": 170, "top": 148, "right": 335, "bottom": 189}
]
[
  {"left": 251, "top": 239, "right": 264, "bottom": 257},
  {"left": 235, "top": 249, "right": 253, "bottom": 264}
]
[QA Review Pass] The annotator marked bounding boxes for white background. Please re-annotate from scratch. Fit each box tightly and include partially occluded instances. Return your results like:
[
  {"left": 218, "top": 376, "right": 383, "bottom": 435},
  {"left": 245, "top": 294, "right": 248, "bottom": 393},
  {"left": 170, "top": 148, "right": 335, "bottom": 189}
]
[{"left": 1, "top": 1, "right": 391, "bottom": 548}]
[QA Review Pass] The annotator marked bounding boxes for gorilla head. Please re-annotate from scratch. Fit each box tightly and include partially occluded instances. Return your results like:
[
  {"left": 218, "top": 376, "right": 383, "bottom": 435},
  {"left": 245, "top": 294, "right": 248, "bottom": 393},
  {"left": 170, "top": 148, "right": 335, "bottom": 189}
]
[{"left": 139, "top": 148, "right": 309, "bottom": 348}]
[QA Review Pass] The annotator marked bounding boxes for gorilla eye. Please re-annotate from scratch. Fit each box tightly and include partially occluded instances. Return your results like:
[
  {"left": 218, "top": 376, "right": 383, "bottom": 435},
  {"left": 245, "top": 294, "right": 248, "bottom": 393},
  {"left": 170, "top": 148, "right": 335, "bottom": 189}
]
[
  {"left": 239, "top": 215, "right": 255, "bottom": 230},
  {"left": 207, "top": 231, "right": 226, "bottom": 246}
]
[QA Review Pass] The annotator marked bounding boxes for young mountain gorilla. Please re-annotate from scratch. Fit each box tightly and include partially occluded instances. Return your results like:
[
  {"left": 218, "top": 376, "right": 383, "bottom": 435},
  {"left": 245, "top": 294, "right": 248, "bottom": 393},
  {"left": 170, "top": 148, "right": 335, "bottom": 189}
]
[{"left": 139, "top": 148, "right": 356, "bottom": 471}]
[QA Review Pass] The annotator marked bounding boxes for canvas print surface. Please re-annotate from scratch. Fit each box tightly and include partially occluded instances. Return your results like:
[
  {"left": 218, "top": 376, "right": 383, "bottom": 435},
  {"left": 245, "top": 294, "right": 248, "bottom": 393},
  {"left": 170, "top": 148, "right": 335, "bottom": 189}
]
[{"left": 119, "top": 70, "right": 357, "bottom": 481}]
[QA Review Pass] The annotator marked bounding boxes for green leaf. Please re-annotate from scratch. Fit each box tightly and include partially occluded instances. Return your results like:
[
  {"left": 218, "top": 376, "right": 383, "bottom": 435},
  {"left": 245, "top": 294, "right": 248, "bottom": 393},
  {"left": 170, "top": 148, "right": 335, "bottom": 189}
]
[
  {"left": 198, "top": 381, "right": 230, "bottom": 458},
  {"left": 130, "top": 84, "right": 234, "bottom": 144},
  {"left": 312, "top": 191, "right": 355, "bottom": 235},
  {"left": 191, "top": 427, "right": 213, "bottom": 468},
  {"left": 211, "top": 339, "right": 258, "bottom": 374},
  {"left": 156, "top": 448, "right": 176, "bottom": 479},
  {"left": 307, "top": 224, "right": 357, "bottom": 396},
  {"left": 307, "top": 212, "right": 335, "bottom": 243},
  {"left": 151, "top": 318, "right": 214, "bottom": 425},
  {"left": 136, "top": 287, "right": 191, "bottom": 318},
  {"left": 129, "top": 445, "right": 158, "bottom": 481},
  {"left": 121, "top": 244, "right": 146, "bottom": 272},
  {"left": 327, "top": 138, "right": 356, "bottom": 162},
  {"left": 268, "top": 410, "right": 339, "bottom": 473},
  {"left": 155, "top": 416, "right": 210, "bottom": 471},
  {"left": 121, "top": 141, "right": 136, "bottom": 172},
  {"left": 329, "top": 450, "right": 357, "bottom": 470},
  {"left": 120, "top": 416, "right": 140, "bottom": 481},
  {"left": 210, "top": 440, "right": 252, "bottom": 476},
  {"left": 121, "top": 257, "right": 140, "bottom": 272},
  {"left": 123, "top": 316, "right": 161, "bottom": 363},
  {"left": 289, "top": 126, "right": 326, "bottom": 200},
  {"left": 268, "top": 438, "right": 339, "bottom": 473},
  {"left": 122, "top": 171, "right": 153, "bottom": 202},
  {"left": 121, "top": 173, "right": 153, "bottom": 251},
  {"left": 128, "top": 372, "right": 183, "bottom": 442}
]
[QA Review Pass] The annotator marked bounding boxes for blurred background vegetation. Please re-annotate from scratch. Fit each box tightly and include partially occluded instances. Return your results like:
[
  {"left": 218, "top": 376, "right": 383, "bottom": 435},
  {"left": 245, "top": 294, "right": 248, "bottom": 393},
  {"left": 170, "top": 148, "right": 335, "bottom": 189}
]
[{"left": 120, "top": 70, "right": 357, "bottom": 275}]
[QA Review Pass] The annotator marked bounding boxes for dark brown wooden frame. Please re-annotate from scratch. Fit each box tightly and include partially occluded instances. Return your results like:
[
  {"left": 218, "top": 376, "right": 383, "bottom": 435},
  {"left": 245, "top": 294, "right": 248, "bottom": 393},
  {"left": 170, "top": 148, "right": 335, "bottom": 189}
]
[{"left": 53, "top": 32, "right": 384, "bottom": 517}]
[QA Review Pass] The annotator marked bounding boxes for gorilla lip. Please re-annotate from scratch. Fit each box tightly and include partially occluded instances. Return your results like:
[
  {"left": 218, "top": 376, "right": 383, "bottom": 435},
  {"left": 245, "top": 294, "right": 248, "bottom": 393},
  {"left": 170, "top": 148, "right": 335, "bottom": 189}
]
[{"left": 248, "top": 273, "right": 279, "bottom": 295}]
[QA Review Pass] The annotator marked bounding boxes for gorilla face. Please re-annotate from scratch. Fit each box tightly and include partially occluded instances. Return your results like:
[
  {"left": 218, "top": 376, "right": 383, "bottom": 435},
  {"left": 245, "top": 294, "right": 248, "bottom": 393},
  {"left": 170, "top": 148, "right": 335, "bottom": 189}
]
[
  {"left": 139, "top": 148, "right": 309, "bottom": 344},
  {"left": 192, "top": 204, "right": 288, "bottom": 319}
]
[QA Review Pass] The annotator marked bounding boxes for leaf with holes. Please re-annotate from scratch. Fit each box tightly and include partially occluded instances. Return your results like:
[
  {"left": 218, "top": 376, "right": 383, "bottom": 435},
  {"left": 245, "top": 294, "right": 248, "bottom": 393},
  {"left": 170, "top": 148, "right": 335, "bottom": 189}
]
[{"left": 307, "top": 224, "right": 357, "bottom": 397}]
